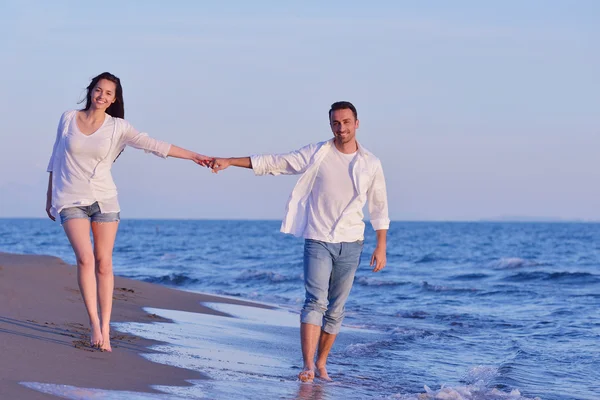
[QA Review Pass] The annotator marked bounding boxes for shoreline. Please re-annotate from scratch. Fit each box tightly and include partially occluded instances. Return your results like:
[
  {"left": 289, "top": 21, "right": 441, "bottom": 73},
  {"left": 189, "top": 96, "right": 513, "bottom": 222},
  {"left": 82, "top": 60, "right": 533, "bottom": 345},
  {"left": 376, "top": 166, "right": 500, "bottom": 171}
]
[{"left": 0, "top": 251, "right": 271, "bottom": 399}]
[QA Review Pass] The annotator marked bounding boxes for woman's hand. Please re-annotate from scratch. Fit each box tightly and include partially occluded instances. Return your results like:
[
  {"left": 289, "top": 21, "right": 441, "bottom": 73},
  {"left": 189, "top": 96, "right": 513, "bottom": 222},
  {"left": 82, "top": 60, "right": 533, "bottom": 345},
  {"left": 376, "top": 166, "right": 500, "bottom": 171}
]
[
  {"left": 46, "top": 173, "right": 55, "bottom": 221},
  {"left": 46, "top": 201, "right": 55, "bottom": 221},
  {"left": 191, "top": 153, "right": 213, "bottom": 167}
]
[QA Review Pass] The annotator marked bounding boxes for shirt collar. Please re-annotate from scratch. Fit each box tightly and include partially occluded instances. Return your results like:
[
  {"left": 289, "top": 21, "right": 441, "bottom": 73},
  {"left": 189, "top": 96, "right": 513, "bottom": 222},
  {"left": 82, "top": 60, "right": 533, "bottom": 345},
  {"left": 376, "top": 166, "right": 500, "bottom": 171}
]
[{"left": 327, "top": 138, "right": 367, "bottom": 157}]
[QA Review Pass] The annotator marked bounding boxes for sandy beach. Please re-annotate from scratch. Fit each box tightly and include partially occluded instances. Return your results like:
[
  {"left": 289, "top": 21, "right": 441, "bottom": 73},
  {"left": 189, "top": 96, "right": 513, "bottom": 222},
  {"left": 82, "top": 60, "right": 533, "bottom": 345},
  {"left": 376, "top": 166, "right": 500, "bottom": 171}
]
[{"left": 0, "top": 251, "right": 268, "bottom": 399}]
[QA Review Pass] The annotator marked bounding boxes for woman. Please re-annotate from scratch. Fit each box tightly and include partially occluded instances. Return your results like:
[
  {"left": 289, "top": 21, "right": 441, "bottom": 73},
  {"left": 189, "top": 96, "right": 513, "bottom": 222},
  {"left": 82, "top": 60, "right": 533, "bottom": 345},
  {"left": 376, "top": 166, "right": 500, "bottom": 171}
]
[{"left": 45, "top": 72, "right": 210, "bottom": 352}]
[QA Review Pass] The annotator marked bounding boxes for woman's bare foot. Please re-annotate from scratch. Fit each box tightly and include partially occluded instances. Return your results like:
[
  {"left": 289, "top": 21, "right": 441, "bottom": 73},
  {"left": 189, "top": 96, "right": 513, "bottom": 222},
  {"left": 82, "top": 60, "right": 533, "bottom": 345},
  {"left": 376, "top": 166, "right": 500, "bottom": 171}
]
[
  {"left": 298, "top": 367, "right": 315, "bottom": 383},
  {"left": 316, "top": 365, "right": 332, "bottom": 381},
  {"left": 90, "top": 322, "right": 103, "bottom": 348},
  {"left": 100, "top": 328, "right": 112, "bottom": 352}
]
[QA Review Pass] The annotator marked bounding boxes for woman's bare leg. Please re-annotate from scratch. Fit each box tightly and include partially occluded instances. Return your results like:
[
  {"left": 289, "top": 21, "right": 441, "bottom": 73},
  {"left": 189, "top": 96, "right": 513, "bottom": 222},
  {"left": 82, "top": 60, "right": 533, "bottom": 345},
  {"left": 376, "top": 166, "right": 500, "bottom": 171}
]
[
  {"left": 63, "top": 219, "right": 102, "bottom": 347},
  {"left": 91, "top": 221, "right": 119, "bottom": 352}
]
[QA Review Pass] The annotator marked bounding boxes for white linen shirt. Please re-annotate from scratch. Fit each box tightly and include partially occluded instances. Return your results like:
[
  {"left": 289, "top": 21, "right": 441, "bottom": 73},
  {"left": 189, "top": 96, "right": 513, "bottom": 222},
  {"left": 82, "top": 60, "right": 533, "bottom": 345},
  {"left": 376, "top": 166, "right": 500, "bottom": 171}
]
[
  {"left": 250, "top": 139, "right": 390, "bottom": 242},
  {"left": 47, "top": 110, "right": 171, "bottom": 218}
]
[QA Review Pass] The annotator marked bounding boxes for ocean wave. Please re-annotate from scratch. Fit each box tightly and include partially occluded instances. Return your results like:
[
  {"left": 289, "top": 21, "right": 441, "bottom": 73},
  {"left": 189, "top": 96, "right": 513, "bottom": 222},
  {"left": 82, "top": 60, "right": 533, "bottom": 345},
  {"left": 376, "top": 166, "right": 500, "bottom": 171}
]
[
  {"left": 159, "top": 253, "right": 179, "bottom": 261},
  {"left": 503, "top": 271, "right": 599, "bottom": 283},
  {"left": 389, "top": 327, "right": 437, "bottom": 340},
  {"left": 474, "top": 287, "right": 536, "bottom": 297},
  {"left": 396, "top": 310, "right": 429, "bottom": 319},
  {"left": 235, "top": 269, "right": 301, "bottom": 283},
  {"left": 487, "top": 258, "right": 544, "bottom": 269},
  {"left": 415, "top": 254, "right": 445, "bottom": 264},
  {"left": 355, "top": 276, "right": 408, "bottom": 287},
  {"left": 143, "top": 273, "right": 200, "bottom": 286},
  {"left": 388, "top": 366, "right": 538, "bottom": 399},
  {"left": 422, "top": 281, "right": 479, "bottom": 293},
  {"left": 462, "top": 365, "right": 499, "bottom": 385},
  {"left": 450, "top": 273, "right": 490, "bottom": 280},
  {"left": 344, "top": 340, "right": 393, "bottom": 356},
  {"left": 389, "top": 384, "right": 540, "bottom": 400}
]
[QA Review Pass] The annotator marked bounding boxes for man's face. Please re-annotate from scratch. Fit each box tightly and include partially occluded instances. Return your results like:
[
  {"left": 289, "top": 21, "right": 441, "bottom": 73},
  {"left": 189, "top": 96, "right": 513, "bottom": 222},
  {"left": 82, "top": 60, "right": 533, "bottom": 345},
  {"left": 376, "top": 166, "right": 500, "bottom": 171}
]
[{"left": 330, "top": 108, "right": 359, "bottom": 145}]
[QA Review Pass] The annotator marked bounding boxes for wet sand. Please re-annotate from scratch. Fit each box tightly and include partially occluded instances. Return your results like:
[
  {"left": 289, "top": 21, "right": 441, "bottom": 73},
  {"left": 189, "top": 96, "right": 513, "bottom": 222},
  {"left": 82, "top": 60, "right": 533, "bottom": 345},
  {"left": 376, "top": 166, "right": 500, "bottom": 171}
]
[{"left": 0, "top": 251, "right": 269, "bottom": 399}]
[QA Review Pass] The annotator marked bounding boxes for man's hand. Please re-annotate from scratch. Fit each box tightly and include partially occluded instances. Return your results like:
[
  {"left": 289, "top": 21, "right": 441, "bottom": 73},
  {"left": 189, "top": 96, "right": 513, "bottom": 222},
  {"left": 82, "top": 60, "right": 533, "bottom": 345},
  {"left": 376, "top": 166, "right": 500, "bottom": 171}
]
[
  {"left": 210, "top": 158, "right": 232, "bottom": 173},
  {"left": 370, "top": 245, "right": 387, "bottom": 272},
  {"left": 191, "top": 153, "right": 213, "bottom": 167}
]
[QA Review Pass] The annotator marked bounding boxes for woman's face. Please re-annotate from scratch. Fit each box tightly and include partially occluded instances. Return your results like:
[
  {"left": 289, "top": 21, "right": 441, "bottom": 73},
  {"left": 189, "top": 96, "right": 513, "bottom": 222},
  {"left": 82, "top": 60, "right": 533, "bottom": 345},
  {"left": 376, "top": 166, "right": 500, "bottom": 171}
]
[{"left": 90, "top": 79, "right": 117, "bottom": 111}]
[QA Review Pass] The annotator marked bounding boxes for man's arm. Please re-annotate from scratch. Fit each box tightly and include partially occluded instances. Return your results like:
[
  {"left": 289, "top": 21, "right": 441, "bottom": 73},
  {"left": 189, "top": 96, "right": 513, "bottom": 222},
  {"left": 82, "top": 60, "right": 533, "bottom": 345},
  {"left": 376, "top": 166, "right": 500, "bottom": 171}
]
[
  {"left": 211, "top": 143, "right": 319, "bottom": 175},
  {"left": 367, "top": 161, "right": 390, "bottom": 272},
  {"left": 371, "top": 229, "right": 387, "bottom": 272},
  {"left": 211, "top": 157, "right": 252, "bottom": 173}
]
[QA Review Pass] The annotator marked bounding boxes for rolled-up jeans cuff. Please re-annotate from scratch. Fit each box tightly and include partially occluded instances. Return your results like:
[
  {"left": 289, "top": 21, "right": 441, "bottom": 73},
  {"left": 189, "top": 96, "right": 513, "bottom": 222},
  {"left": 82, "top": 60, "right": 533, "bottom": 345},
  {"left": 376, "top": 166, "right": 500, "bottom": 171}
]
[
  {"left": 322, "top": 322, "right": 341, "bottom": 335},
  {"left": 300, "top": 310, "right": 324, "bottom": 326}
]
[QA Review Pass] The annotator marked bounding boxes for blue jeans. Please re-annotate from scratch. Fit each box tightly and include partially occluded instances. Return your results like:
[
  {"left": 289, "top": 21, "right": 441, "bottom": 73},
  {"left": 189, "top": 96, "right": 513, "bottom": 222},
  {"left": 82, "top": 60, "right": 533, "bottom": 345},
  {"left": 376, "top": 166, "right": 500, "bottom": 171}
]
[
  {"left": 301, "top": 239, "right": 364, "bottom": 334},
  {"left": 59, "top": 202, "right": 120, "bottom": 225}
]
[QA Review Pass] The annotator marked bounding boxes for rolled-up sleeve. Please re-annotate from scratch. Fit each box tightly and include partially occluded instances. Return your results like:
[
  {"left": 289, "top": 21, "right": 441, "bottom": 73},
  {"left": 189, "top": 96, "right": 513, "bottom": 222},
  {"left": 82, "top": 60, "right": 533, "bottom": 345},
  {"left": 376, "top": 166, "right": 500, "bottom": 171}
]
[
  {"left": 122, "top": 120, "right": 171, "bottom": 158},
  {"left": 368, "top": 161, "right": 390, "bottom": 231},
  {"left": 251, "top": 143, "right": 316, "bottom": 176}
]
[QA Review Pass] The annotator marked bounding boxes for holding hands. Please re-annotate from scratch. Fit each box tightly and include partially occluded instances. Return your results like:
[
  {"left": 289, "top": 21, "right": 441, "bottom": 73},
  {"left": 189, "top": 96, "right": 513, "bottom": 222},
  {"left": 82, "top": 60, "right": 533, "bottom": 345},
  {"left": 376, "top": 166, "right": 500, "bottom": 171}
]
[
  {"left": 209, "top": 158, "right": 232, "bottom": 173},
  {"left": 190, "top": 153, "right": 213, "bottom": 167},
  {"left": 202, "top": 156, "right": 251, "bottom": 173},
  {"left": 187, "top": 153, "right": 232, "bottom": 172}
]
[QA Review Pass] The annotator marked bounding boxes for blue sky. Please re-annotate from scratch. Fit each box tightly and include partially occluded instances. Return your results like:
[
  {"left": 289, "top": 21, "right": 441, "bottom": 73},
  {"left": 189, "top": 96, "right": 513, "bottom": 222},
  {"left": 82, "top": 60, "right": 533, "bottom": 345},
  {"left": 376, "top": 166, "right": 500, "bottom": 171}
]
[{"left": 1, "top": 1, "right": 598, "bottom": 220}]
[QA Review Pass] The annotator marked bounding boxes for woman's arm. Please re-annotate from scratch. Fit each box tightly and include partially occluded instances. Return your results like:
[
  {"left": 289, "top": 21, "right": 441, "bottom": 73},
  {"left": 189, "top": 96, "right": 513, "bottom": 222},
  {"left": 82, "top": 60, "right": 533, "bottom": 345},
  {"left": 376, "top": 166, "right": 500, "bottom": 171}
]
[
  {"left": 47, "top": 112, "right": 69, "bottom": 173},
  {"left": 167, "top": 145, "right": 212, "bottom": 166},
  {"left": 121, "top": 120, "right": 211, "bottom": 166},
  {"left": 45, "top": 173, "right": 55, "bottom": 221},
  {"left": 45, "top": 113, "right": 68, "bottom": 222}
]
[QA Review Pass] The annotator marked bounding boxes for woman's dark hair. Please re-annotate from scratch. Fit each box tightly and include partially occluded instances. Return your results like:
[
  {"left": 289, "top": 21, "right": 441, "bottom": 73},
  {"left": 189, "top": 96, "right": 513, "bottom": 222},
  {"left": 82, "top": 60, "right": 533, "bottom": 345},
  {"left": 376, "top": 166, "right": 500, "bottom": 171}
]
[{"left": 80, "top": 72, "right": 125, "bottom": 118}]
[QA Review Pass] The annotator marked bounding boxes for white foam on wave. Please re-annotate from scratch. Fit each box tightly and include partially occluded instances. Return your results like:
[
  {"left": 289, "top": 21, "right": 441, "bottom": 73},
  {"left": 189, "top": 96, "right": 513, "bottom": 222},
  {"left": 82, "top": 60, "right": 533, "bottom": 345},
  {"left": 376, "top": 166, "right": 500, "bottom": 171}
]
[
  {"left": 344, "top": 341, "right": 382, "bottom": 356},
  {"left": 462, "top": 365, "right": 499, "bottom": 385},
  {"left": 116, "top": 306, "right": 293, "bottom": 379},
  {"left": 387, "top": 366, "right": 540, "bottom": 400},
  {"left": 389, "top": 327, "right": 438, "bottom": 341},
  {"left": 19, "top": 382, "right": 190, "bottom": 400},
  {"left": 201, "top": 301, "right": 299, "bottom": 328},
  {"left": 389, "top": 384, "right": 541, "bottom": 400}
]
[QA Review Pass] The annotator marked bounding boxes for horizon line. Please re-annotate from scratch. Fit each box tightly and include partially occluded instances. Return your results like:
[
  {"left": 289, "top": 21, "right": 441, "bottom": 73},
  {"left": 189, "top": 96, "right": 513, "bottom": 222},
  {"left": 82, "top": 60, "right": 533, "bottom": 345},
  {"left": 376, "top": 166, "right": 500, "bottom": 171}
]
[{"left": 0, "top": 217, "right": 598, "bottom": 223}]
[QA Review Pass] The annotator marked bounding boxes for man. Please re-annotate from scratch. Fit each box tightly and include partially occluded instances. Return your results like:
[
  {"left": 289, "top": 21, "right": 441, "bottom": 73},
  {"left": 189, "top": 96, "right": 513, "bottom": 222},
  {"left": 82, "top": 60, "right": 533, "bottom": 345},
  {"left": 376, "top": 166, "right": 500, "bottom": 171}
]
[{"left": 210, "top": 101, "right": 389, "bottom": 382}]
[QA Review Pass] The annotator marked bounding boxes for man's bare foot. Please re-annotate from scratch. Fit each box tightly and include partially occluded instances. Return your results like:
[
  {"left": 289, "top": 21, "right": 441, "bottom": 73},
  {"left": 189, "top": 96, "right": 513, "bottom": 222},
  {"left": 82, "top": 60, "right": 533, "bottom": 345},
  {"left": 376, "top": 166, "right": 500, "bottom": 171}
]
[
  {"left": 298, "top": 367, "right": 315, "bottom": 383},
  {"left": 100, "top": 329, "right": 112, "bottom": 352},
  {"left": 316, "top": 365, "right": 332, "bottom": 381},
  {"left": 90, "top": 323, "right": 103, "bottom": 349}
]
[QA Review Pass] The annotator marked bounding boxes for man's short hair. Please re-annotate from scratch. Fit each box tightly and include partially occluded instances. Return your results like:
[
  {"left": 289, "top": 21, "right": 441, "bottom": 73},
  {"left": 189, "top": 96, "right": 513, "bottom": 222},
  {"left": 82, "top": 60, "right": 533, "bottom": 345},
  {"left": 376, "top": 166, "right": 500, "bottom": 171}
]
[{"left": 329, "top": 101, "right": 358, "bottom": 121}]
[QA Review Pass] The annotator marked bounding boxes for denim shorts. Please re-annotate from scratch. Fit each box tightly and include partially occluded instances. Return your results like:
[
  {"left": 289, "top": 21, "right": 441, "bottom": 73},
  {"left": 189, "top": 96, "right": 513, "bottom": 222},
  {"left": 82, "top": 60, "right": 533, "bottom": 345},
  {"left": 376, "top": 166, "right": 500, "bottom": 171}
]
[{"left": 59, "top": 202, "right": 120, "bottom": 225}]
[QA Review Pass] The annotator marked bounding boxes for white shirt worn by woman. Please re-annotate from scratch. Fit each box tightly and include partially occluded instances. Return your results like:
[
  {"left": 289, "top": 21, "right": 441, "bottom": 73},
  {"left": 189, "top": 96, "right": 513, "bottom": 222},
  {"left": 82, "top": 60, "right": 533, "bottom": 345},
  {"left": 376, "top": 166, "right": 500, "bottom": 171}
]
[{"left": 47, "top": 110, "right": 171, "bottom": 218}]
